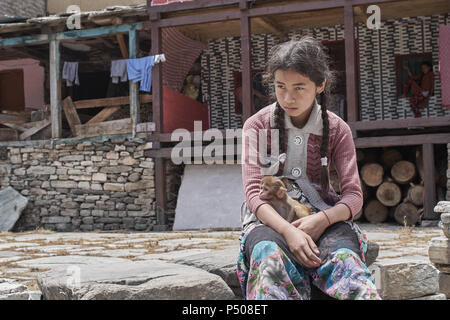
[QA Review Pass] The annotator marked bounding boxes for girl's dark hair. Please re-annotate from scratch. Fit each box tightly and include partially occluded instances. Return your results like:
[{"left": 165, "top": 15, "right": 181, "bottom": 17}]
[{"left": 263, "top": 37, "right": 335, "bottom": 198}]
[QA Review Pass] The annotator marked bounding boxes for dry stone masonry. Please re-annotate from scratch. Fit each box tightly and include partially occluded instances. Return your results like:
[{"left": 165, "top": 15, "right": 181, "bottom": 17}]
[
  {"left": 0, "top": 136, "right": 161, "bottom": 232},
  {"left": 428, "top": 203, "right": 450, "bottom": 298},
  {"left": 447, "top": 143, "right": 450, "bottom": 201}
]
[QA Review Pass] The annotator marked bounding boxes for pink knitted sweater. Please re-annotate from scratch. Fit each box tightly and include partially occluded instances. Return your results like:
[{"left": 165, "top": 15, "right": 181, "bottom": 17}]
[{"left": 241, "top": 100, "right": 363, "bottom": 220}]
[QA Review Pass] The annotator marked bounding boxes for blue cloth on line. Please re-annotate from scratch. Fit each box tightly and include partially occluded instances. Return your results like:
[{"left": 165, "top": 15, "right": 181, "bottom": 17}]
[{"left": 126, "top": 56, "right": 155, "bottom": 92}]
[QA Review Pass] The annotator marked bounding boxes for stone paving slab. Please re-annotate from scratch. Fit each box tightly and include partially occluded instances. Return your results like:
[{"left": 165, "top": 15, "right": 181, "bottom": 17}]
[
  {"left": 0, "top": 223, "right": 447, "bottom": 300},
  {"left": 38, "top": 259, "right": 235, "bottom": 300}
]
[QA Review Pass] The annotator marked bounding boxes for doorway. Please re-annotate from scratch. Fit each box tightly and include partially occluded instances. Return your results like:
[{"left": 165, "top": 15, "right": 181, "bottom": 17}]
[
  {"left": 321, "top": 39, "right": 360, "bottom": 122},
  {"left": 0, "top": 69, "right": 25, "bottom": 113}
]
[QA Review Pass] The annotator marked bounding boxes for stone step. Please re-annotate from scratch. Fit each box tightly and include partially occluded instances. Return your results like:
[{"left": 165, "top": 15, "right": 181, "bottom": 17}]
[
  {"left": 36, "top": 257, "right": 235, "bottom": 300},
  {"left": 428, "top": 237, "right": 450, "bottom": 266},
  {"left": 439, "top": 272, "right": 450, "bottom": 298},
  {"left": 0, "top": 278, "right": 42, "bottom": 300},
  {"left": 369, "top": 259, "right": 439, "bottom": 300}
]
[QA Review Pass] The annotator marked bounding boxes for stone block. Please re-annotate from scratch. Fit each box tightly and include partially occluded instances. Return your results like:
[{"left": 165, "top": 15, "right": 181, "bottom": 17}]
[
  {"left": 103, "top": 183, "right": 124, "bottom": 192},
  {"left": 41, "top": 216, "right": 71, "bottom": 224},
  {"left": 428, "top": 237, "right": 450, "bottom": 265},
  {"left": 106, "top": 151, "right": 119, "bottom": 160},
  {"left": 438, "top": 272, "right": 450, "bottom": 298},
  {"left": 38, "top": 259, "right": 235, "bottom": 300},
  {"left": 125, "top": 180, "right": 154, "bottom": 192},
  {"left": 435, "top": 202, "right": 450, "bottom": 213},
  {"left": 60, "top": 155, "right": 84, "bottom": 162},
  {"left": 0, "top": 187, "right": 28, "bottom": 231},
  {"left": 118, "top": 157, "right": 137, "bottom": 166},
  {"left": 50, "top": 181, "right": 77, "bottom": 189},
  {"left": 409, "top": 293, "right": 446, "bottom": 300},
  {"left": 369, "top": 260, "right": 439, "bottom": 300}
]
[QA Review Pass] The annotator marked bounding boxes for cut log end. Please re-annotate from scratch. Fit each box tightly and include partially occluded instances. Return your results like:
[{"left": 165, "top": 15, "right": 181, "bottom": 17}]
[
  {"left": 361, "top": 163, "right": 384, "bottom": 187},
  {"left": 376, "top": 181, "right": 402, "bottom": 207},
  {"left": 394, "top": 202, "right": 420, "bottom": 226},
  {"left": 391, "top": 160, "right": 416, "bottom": 184},
  {"left": 364, "top": 199, "right": 388, "bottom": 223}
]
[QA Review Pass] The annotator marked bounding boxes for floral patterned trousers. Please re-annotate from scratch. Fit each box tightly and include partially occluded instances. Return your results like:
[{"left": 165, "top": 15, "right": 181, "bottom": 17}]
[{"left": 236, "top": 223, "right": 381, "bottom": 300}]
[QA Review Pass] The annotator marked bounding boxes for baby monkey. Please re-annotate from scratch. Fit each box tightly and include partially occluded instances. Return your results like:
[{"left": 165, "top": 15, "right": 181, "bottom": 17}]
[{"left": 259, "top": 176, "right": 312, "bottom": 223}]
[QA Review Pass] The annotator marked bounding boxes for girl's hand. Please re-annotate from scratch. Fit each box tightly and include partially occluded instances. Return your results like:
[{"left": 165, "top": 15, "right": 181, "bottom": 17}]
[
  {"left": 282, "top": 225, "right": 321, "bottom": 269},
  {"left": 291, "top": 212, "right": 329, "bottom": 242}
]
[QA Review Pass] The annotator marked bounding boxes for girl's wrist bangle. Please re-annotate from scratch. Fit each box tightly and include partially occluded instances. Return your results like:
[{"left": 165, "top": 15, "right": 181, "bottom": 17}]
[{"left": 321, "top": 210, "right": 331, "bottom": 226}]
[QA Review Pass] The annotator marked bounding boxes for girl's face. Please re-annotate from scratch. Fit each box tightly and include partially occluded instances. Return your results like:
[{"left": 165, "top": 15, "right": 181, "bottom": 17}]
[{"left": 274, "top": 69, "right": 326, "bottom": 123}]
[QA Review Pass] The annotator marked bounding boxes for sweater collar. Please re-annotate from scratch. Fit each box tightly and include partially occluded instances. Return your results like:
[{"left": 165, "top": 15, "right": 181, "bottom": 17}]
[{"left": 270, "top": 98, "right": 324, "bottom": 136}]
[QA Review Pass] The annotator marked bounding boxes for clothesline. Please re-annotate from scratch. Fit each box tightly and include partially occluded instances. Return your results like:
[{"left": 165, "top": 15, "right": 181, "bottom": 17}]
[{"left": 62, "top": 53, "right": 166, "bottom": 92}]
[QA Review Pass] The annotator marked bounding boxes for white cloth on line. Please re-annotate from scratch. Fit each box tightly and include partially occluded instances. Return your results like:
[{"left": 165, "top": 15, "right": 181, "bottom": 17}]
[
  {"left": 154, "top": 54, "right": 166, "bottom": 64},
  {"left": 62, "top": 62, "right": 79, "bottom": 87},
  {"left": 110, "top": 59, "right": 128, "bottom": 84}
]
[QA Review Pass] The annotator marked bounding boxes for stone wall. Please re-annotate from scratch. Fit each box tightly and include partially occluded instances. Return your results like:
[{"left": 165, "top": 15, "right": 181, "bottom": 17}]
[
  {"left": 165, "top": 161, "right": 184, "bottom": 229},
  {"left": 447, "top": 143, "right": 450, "bottom": 201},
  {"left": 0, "top": 135, "right": 159, "bottom": 232},
  {"left": 0, "top": 0, "right": 46, "bottom": 18}
]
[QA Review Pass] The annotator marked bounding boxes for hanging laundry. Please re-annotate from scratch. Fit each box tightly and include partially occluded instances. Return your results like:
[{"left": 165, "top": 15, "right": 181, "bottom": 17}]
[
  {"left": 154, "top": 54, "right": 166, "bottom": 64},
  {"left": 110, "top": 59, "right": 128, "bottom": 84},
  {"left": 62, "top": 62, "right": 79, "bottom": 87},
  {"left": 126, "top": 56, "right": 155, "bottom": 92}
]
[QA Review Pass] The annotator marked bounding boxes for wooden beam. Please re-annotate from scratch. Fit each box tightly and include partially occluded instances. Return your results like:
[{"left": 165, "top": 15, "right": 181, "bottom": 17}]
[
  {"left": 159, "top": 10, "right": 241, "bottom": 27},
  {"left": 253, "top": 17, "right": 287, "bottom": 39},
  {"left": 0, "top": 33, "right": 49, "bottom": 48},
  {"left": 241, "top": 1, "right": 253, "bottom": 123},
  {"left": 152, "top": 0, "right": 401, "bottom": 28},
  {"left": 74, "top": 118, "right": 132, "bottom": 138},
  {"left": 116, "top": 34, "right": 129, "bottom": 59},
  {"left": 86, "top": 106, "right": 120, "bottom": 124},
  {"left": 154, "top": 158, "right": 168, "bottom": 229},
  {"left": 62, "top": 96, "right": 82, "bottom": 136},
  {"left": 0, "top": 113, "right": 28, "bottom": 123},
  {"left": 344, "top": 3, "right": 358, "bottom": 124},
  {"left": 423, "top": 143, "right": 438, "bottom": 220},
  {"left": 350, "top": 116, "right": 450, "bottom": 131},
  {"left": 49, "top": 36, "right": 62, "bottom": 139},
  {"left": 355, "top": 133, "right": 450, "bottom": 148},
  {"left": 56, "top": 22, "right": 143, "bottom": 41},
  {"left": 100, "top": 38, "right": 115, "bottom": 49},
  {"left": 0, "top": 122, "right": 28, "bottom": 132},
  {"left": 19, "top": 119, "right": 51, "bottom": 140},
  {"left": 72, "top": 95, "right": 152, "bottom": 109},
  {"left": 149, "top": 15, "right": 167, "bottom": 229},
  {"left": 151, "top": 23, "right": 163, "bottom": 134},
  {"left": 148, "top": 0, "right": 243, "bottom": 13},
  {"left": 129, "top": 28, "right": 140, "bottom": 138}
]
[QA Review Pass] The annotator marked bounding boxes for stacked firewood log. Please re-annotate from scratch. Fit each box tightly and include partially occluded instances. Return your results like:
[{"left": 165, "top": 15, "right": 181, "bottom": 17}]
[{"left": 330, "top": 147, "right": 447, "bottom": 226}]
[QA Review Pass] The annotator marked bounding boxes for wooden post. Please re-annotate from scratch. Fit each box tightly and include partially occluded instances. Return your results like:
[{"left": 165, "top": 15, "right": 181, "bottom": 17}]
[
  {"left": 423, "top": 143, "right": 438, "bottom": 220},
  {"left": 344, "top": 2, "right": 358, "bottom": 125},
  {"left": 49, "top": 36, "right": 62, "bottom": 139},
  {"left": 129, "top": 28, "right": 140, "bottom": 138},
  {"left": 240, "top": 0, "right": 253, "bottom": 123},
  {"left": 150, "top": 15, "right": 168, "bottom": 230}
]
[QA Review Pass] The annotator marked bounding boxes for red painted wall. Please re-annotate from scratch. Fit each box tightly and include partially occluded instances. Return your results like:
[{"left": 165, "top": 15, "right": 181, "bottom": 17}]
[{"left": 163, "top": 86, "right": 209, "bottom": 133}]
